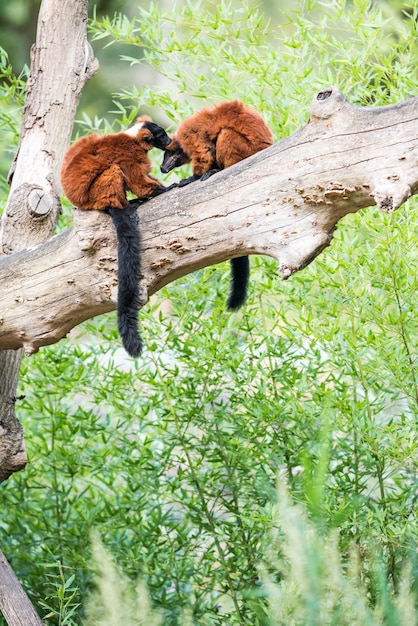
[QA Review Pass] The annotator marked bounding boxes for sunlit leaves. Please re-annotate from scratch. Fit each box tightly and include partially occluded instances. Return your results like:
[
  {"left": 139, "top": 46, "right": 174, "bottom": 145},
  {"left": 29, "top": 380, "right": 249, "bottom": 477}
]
[{"left": 0, "top": 47, "right": 26, "bottom": 205}]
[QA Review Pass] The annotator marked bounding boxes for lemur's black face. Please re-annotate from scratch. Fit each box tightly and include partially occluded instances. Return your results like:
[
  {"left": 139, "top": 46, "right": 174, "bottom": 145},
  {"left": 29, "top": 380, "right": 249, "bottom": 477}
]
[
  {"left": 142, "top": 121, "right": 172, "bottom": 150},
  {"left": 160, "top": 140, "right": 190, "bottom": 173}
]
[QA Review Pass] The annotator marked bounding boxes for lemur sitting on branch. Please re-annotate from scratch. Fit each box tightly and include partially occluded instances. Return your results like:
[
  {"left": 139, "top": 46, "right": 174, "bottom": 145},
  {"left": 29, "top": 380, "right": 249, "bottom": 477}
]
[
  {"left": 61, "top": 117, "right": 174, "bottom": 358},
  {"left": 160, "top": 100, "right": 273, "bottom": 311}
]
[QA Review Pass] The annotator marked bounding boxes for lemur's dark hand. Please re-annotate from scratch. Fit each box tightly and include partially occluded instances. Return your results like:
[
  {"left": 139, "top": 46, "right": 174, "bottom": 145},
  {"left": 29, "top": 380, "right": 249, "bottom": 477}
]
[
  {"left": 128, "top": 183, "right": 179, "bottom": 204},
  {"left": 153, "top": 183, "right": 179, "bottom": 195},
  {"left": 178, "top": 174, "right": 200, "bottom": 187},
  {"left": 200, "top": 169, "right": 220, "bottom": 181}
]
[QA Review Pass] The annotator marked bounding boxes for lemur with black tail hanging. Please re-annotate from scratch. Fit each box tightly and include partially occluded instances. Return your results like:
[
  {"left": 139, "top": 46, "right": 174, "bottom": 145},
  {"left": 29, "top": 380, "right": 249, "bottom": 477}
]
[
  {"left": 160, "top": 100, "right": 273, "bottom": 310},
  {"left": 60, "top": 117, "right": 174, "bottom": 358}
]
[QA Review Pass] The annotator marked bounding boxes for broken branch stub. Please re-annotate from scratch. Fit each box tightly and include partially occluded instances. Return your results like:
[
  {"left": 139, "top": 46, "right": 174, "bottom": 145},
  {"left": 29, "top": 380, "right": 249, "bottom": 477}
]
[{"left": 0, "top": 87, "right": 417, "bottom": 355}]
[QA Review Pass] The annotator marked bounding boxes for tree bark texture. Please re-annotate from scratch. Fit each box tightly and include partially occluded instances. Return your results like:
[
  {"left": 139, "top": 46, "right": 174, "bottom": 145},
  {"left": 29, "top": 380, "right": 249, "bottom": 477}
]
[
  {"left": 0, "top": 0, "right": 98, "bottom": 482},
  {"left": 0, "top": 550, "right": 44, "bottom": 626},
  {"left": 0, "top": 88, "right": 417, "bottom": 357}
]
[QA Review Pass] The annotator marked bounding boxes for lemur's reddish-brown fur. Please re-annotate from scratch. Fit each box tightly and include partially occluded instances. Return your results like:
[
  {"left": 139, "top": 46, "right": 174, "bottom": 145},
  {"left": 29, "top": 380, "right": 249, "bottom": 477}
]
[
  {"left": 161, "top": 100, "right": 273, "bottom": 177},
  {"left": 160, "top": 100, "right": 273, "bottom": 310},
  {"left": 60, "top": 116, "right": 166, "bottom": 210},
  {"left": 60, "top": 117, "right": 173, "bottom": 358}
]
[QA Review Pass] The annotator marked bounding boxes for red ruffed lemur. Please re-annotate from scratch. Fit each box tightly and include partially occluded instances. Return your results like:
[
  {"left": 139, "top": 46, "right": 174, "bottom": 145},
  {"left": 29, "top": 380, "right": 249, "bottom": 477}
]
[
  {"left": 160, "top": 100, "right": 273, "bottom": 310},
  {"left": 60, "top": 117, "right": 174, "bottom": 358}
]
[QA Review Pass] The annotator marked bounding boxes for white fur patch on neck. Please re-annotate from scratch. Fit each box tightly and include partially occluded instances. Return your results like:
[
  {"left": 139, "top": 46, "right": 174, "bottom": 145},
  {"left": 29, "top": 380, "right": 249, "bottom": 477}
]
[{"left": 124, "top": 121, "right": 145, "bottom": 137}]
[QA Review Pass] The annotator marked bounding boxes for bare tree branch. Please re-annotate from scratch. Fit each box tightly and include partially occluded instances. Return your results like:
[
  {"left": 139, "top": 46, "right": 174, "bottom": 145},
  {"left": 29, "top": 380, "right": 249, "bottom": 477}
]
[
  {"left": 0, "top": 550, "right": 44, "bottom": 626},
  {"left": 0, "top": 88, "right": 417, "bottom": 356}
]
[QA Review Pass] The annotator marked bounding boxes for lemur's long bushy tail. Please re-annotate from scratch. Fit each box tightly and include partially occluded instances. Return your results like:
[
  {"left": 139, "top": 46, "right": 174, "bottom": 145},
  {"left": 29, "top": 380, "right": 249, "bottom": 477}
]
[
  {"left": 106, "top": 204, "right": 143, "bottom": 358},
  {"left": 227, "top": 256, "right": 250, "bottom": 311}
]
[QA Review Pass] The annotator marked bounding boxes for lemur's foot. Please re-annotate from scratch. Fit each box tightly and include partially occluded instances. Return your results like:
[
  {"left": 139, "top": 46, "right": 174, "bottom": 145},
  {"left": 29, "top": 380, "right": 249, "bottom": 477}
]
[
  {"left": 178, "top": 174, "right": 200, "bottom": 187},
  {"left": 153, "top": 183, "right": 179, "bottom": 195},
  {"left": 200, "top": 168, "right": 220, "bottom": 181}
]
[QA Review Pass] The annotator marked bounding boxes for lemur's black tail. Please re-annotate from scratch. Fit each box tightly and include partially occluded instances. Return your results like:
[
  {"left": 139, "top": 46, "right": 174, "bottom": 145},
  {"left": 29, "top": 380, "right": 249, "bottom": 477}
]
[
  {"left": 227, "top": 256, "right": 250, "bottom": 311},
  {"left": 106, "top": 205, "right": 143, "bottom": 358}
]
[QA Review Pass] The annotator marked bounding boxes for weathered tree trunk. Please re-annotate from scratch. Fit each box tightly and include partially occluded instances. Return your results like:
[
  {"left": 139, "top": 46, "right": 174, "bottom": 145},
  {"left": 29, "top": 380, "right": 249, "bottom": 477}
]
[
  {"left": 0, "top": 0, "right": 98, "bottom": 482},
  {"left": 0, "top": 550, "right": 44, "bottom": 626},
  {"left": 0, "top": 89, "right": 416, "bottom": 357}
]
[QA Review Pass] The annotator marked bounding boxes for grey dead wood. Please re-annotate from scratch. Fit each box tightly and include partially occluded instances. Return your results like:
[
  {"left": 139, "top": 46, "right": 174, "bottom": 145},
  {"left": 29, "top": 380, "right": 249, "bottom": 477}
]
[{"left": 0, "top": 550, "right": 44, "bottom": 626}]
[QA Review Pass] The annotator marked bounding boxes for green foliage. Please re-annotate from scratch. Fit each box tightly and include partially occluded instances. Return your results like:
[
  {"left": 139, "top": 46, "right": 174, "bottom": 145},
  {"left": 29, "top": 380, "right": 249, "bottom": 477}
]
[
  {"left": 263, "top": 484, "right": 417, "bottom": 626},
  {"left": 84, "top": 533, "right": 164, "bottom": 626},
  {"left": 1, "top": 0, "right": 418, "bottom": 625},
  {"left": 2, "top": 216, "right": 418, "bottom": 623},
  {"left": 0, "top": 46, "right": 26, "bottom": 205},
  {"left": 89, "top": 0, "right": 418, "bottom": 128},
  {"left": 81, "top": 487, "right": 418, "bottom": 626},
  {"left": 39, "top": 561, "right": 81, "bottom": 626}
]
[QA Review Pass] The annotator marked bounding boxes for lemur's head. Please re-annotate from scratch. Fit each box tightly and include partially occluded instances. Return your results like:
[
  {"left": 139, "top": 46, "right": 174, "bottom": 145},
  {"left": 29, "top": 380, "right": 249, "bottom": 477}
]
[
  {"left": 125, "top": 116, "right": 172, "bottom": 151},
  {"left": 160, "top": 138, "right": 190, "bottom": 173}
]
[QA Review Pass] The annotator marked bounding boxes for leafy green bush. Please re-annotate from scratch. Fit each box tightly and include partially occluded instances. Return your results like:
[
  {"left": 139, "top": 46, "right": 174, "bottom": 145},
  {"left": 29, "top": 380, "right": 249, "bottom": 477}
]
[
  {"left": 0, "top": 46, "right": 26, "bottom": 205},
  {"left": 83, "top": 486, "right": 417, "bottom": 626},
  {"left": 1, "top": 1, "right": 417, "bottom": 625},
  {"left": 84, "top": 533, "right": 165, "bottom": 626},
  {"left": 264, "top": 484, "right": 417, "bottom": 626}
]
